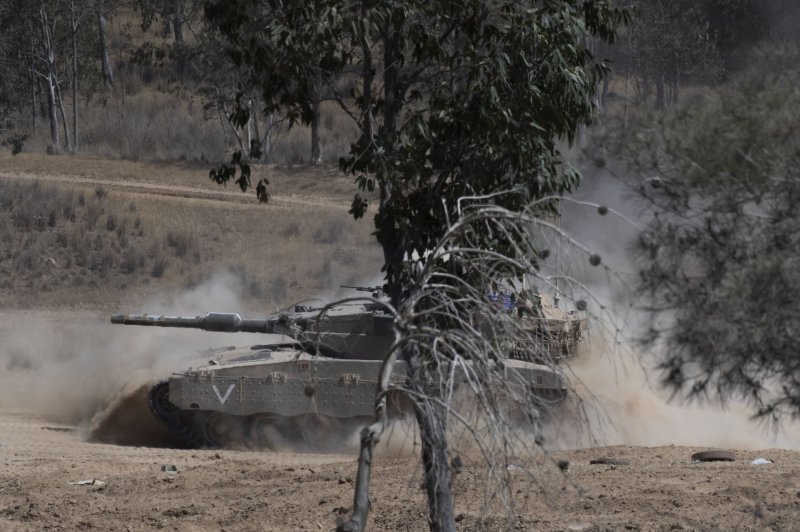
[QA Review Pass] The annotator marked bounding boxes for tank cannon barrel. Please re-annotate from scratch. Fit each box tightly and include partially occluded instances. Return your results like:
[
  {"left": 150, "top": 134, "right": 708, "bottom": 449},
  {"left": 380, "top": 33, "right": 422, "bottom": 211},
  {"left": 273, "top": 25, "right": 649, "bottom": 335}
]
[{"left": 110, "top": 313, "right": 278, "bottom": 333}]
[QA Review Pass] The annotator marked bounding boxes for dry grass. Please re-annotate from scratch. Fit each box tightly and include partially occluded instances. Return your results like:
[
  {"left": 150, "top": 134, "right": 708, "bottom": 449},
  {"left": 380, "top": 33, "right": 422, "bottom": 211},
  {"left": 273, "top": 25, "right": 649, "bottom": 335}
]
[
  {"left": 22, "top": 88, "right": 358, "bottom": 167},
  {"left": 0, "top": 152, "right": 365, "bottom": 200},
  {"left": 24, "top": 91, "right": 229, "bottom": 163},
  {"left": 268, "top": 101, "right": 359, "bottom": 165},
  {"left": 0, "top": 158, "right": 383, "bottom": 311},
  {"left": 9, "top": 3, "right": 359, "bottom": 167}
]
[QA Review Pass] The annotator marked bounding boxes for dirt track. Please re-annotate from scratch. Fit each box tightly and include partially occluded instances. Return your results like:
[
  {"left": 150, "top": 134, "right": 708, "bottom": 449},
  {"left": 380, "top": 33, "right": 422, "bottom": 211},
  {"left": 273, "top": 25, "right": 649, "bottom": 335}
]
[
  {"left": 1, "top": 409, "right": 799, "bottom": 531},
  {"left": 0, "top": 170, "right": 349, "bottom": 212}
]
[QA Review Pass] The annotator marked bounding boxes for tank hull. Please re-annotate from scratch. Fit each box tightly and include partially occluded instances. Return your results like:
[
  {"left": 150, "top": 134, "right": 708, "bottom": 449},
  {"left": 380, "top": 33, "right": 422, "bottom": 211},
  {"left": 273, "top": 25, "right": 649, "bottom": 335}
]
[{"left": 150, "top": 344, "right": 568, "bottom": 449}]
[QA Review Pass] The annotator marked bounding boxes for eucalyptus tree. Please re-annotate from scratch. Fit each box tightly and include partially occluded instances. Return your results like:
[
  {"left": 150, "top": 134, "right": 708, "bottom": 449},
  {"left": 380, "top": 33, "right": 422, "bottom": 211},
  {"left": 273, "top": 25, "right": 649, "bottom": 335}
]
[
  {"left": 0, "top": 0, "right": 35, "bottom": 142},
  {"left": 204, "top": 1, "right": 627, "bottom": 530},
  {"left": 618, "top": 0, "right": 720, "bottom": 108}
]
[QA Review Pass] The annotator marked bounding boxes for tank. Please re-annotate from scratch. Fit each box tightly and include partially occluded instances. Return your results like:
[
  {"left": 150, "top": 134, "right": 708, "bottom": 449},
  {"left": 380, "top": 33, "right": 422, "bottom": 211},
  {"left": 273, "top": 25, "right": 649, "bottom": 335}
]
[{"left": 111, "top": 291, "right": 585, "bottom": 450}]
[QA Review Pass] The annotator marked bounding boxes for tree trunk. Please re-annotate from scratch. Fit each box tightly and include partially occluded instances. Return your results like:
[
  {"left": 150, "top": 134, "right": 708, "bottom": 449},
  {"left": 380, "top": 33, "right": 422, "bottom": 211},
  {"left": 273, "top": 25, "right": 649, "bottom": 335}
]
[
  {"left": 414, "top": 395, "right": 456, "bottom": 532},
  {"left": 383, "top": 22, "right": 400, "bottom": 142},
  {"left": 338, "top": 340, "right": 403, "bottom": 532},
  {"left": 310, "top": 80, "right": 322, "bottom": 165},
  {"left": 378, "top": 16, "right": 406, "bottom": 305},
  {"left": 38, "top": 79, "right": 48, "bottom": 120},
  {"left": 670, "top": 77, "right": 679, "bottom": 105},
  {"left": 172, "top": 0, "right": 184, "bottom": 42},
  {"left": 601, "top": 74, "right": 611, "bottom": 109},
  {"left": 39, "top": 5, "right": 59, "bottom": 150},
  {"left": 57, "top": 78, "right": 72, "bottom": 151},
  {"left": 96, "top": 2, "right": 114, "bottom": 89},
  {"left": 262, "top": 112, "right": 277, "bottom": 160},
  {"left": 655, "top": 74, "right": 665, "bottom": 110},
  {"left": 639, "top": 71, "right": 650, "bottom": 102},
  {"left": 71, "top": 0, "right": 79, "bottom": 153},
  {"left": 46, "top": 74, "right": 59, "bottom": 150},
  {"left": 246, "top": 98, "right": 253, "bottom": 157},
  {"left": 359, "top": 3, "right": 373, "bottom": 143},
  {"left": 173, "top": 0, "right": 185, "bottom": 76},
  {"left": 30, "top": 42, "right": 37, "bottom": 128}
]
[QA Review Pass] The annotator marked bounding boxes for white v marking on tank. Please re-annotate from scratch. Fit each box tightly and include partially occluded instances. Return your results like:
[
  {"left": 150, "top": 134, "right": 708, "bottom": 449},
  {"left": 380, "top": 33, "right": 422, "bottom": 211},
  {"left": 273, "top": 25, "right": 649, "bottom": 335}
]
[{"left": 212, "top": 384, "right": 236, "bottom": 405}]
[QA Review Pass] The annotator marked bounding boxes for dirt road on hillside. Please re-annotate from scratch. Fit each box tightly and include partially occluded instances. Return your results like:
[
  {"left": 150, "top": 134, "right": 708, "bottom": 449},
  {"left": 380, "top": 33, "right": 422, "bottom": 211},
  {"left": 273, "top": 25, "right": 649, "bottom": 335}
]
[
  {"left": 0, "top": 170, "right": 350, "bottom": 212},
  {"left": 1, "top": 408, "right": 799, "bottom": 531}
]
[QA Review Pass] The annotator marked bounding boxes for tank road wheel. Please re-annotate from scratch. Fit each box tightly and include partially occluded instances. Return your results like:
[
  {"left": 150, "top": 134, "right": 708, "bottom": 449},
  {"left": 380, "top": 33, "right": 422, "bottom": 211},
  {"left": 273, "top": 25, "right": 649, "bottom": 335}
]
[
  {"left": 247, "top": 414, "right": 286, "bottom": 450},
  {"left": 148, "top": 381, "right": 179, "bottom": 423},
  {"left": 292, "top": 414, "right": 371, "bottom": 452},
  {"left": 202, "top": 412, "right": 247, "bottom": 449},
  {"left": 295, "top": 414, "right": 331, "bottom": 445}
]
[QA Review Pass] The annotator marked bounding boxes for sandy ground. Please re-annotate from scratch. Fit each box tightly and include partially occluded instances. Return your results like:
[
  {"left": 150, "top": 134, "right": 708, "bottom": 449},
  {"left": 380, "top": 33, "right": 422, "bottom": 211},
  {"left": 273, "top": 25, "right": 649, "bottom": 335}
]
[{"left": 1, "top": 409, "right": 799, "bottom": 531}]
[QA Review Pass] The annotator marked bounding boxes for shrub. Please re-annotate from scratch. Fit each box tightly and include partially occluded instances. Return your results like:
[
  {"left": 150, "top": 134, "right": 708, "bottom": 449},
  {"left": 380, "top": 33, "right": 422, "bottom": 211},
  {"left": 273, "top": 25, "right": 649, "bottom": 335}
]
[
  {"left": 281, "top": 223, "right": 301, "bottom": 238},
  {"left": 120, "top": 249, "right": 143, "bottom": 275},
  {"left": 270, "top": 275, "right": 287, "bottom": 302},
  {"left": 151, "top": 257, "right": 167, "bottom": 278},
  {"left": 312, "top": 219, "right": 345, "bottom": 244},
  {"left": 165, "top": 229, "right": 195, "bottom": 258}
]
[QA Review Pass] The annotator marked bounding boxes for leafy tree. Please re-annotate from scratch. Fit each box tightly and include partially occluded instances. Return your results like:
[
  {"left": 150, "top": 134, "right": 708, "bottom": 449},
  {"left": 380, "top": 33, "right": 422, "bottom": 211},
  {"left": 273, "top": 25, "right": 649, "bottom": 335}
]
[
  {"left": 604, "top": 44, "right": 800, "bottom": 423},
  {"left": 135, "top": 0, "right": 202, "bottom": 77},
  {"left": 0, "top": 0, "right": 100, "bottom": 153},
  {"left": 702, "top": 0, "right": 781, "bottom": 74},
  {"left": 610, "top": 0, "right": 800, "bottom": 110},
  {"left": 204, "top": 1, "right": 627, "bottom": 530},
  {"left": 615, "top": 0, "right": 720, "bottom": 108},
  {"left": 0, "top": 0, "right": 35, "bottom": 146}
]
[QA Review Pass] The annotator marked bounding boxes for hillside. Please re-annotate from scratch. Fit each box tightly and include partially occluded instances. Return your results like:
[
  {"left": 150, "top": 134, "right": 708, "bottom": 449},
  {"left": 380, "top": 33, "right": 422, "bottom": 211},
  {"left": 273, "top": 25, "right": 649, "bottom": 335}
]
[{"left": 0, "top": 153, "right": 383, "bottom": 311}]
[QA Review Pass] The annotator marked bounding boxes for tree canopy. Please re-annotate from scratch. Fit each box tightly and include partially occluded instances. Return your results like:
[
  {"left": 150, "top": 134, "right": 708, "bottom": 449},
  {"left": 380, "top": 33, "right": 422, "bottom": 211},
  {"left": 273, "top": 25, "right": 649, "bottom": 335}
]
[{"left": 205, "top": 0, "right": 627, "bottom": 299}]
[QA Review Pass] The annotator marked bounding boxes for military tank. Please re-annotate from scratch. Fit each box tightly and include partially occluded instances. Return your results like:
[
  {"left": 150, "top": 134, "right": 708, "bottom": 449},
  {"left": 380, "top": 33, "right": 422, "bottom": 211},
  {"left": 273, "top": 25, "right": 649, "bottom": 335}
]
[{"left": 111, "top": 290, "right": 585, "bottom": 450}]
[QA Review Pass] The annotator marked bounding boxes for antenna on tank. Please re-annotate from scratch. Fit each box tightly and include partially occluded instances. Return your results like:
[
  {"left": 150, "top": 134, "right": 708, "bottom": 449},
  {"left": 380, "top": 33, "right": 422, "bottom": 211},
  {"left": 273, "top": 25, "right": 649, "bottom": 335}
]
[{"left": 554, "top": 203, "right": 562, "bottom": 308}]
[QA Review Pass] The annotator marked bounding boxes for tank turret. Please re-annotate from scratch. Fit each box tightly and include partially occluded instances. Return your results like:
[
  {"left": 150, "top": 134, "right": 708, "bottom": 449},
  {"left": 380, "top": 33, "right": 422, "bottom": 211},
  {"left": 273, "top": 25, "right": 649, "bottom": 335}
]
[{"left": 112, "top": 305, "right": 394, "bottom": 360}]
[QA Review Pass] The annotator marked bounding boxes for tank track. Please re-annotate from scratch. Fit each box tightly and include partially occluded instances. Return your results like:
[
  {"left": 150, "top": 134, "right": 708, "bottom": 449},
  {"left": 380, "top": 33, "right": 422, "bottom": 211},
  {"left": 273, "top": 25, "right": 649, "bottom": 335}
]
[
  {"left": 147, "top": 381, "right": 376, "bottom": 450},
  {"left": 148, "top": 381, "right": 217, "bottom": 448}
]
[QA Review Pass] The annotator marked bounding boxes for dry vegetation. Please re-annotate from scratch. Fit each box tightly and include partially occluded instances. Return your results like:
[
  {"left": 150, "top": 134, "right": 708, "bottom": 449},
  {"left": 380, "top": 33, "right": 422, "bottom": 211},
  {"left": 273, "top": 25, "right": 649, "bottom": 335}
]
[
  {"left": 23, "top": 90, "right": 358, "bottom": 166},
  {"left": 0, "top": 155, "right": 383, "bottom": 311},
  {"left": 6, "top": 4, "right": 358, "bottom": 167}
]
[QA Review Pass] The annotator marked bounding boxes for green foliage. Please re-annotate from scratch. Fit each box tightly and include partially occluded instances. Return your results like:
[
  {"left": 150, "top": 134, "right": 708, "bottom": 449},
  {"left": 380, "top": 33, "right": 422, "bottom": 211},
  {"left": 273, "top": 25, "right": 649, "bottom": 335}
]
[
  {"left": 606, "top": 45, "right": 800, "bottom": 420},
  {"left": 205, "top": 0, "right": 628, "bottom": 299},
  {"left": 205, "top": 5, "right": 627, "bottom": 527}
]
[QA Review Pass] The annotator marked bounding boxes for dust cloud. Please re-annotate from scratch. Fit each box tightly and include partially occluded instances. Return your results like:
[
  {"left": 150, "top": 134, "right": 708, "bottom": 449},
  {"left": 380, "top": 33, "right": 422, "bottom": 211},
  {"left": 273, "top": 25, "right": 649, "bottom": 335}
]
[
  {"left": 4, "top": 165, "right": 798, "bottom": 453},
  {"left": 543, "top": 164, "right": 800, "bottom": 451},
  {"left": 0, "top": 271, "right": 257, "bottom": 444}
]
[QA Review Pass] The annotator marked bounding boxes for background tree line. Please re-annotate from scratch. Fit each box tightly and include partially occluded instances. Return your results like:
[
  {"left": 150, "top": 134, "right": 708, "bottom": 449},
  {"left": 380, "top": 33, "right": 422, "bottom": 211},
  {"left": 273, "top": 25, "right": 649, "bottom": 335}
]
[
  {"left": 0, "top": 0, "right": 327, "bottom": 162},
  {"left": 1, "top": 0, "right": 799, "bottom": 162}
]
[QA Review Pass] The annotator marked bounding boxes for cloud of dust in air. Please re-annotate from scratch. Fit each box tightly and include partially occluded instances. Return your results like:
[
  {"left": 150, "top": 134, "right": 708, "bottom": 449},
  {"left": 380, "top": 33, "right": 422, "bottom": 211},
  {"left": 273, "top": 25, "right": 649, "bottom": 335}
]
[
  {"left": 0, "top": 271, "right": 254, "bottom": 443},
  {"left": 543, "top": 164, "right": 800, "bottom": 451}
]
